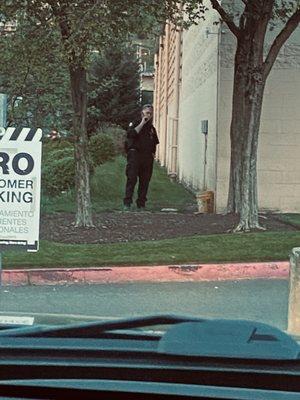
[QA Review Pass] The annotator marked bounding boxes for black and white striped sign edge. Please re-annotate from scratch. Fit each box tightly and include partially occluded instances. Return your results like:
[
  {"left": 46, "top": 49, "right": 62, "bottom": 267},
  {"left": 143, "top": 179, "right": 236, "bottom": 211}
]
[{"left": 0, "top": 127, "right": 42, "bottom": 142}]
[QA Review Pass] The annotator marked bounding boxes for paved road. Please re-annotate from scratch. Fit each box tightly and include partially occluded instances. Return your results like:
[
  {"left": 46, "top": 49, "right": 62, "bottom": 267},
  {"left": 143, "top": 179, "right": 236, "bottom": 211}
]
[{"left": 0, "top": 280, "right": 289, "bottom": 330}]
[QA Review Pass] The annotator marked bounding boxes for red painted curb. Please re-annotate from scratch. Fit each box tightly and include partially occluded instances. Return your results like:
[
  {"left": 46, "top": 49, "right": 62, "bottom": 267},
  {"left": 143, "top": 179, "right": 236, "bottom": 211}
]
[{"left": 1, "top": 262, "right": 289, "bottom": 286}]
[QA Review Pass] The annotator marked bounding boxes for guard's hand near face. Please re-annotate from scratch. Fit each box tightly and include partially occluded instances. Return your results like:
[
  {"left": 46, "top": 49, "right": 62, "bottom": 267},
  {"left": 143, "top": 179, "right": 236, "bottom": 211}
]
[
  {"left": 135, "top": 116, "right": 149, "bottom": 134},
  {"left": 141, "top": 116, "right": 149, "bottom": 125}
]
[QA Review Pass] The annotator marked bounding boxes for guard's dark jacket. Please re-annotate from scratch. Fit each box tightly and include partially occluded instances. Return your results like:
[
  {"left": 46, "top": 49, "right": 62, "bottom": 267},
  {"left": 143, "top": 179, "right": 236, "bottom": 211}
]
[
  {"left": 123, "top": 120, "right": 159, "bottom": 208},
  {"left": 125, "top": 120, "right": 159, "bottom": 154}
]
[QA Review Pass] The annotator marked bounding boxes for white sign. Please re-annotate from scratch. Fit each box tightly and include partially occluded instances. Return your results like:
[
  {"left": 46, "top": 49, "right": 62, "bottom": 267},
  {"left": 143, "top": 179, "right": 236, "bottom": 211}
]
[{"left": 0, "top": 127, "right": 42, "bottom": 252}]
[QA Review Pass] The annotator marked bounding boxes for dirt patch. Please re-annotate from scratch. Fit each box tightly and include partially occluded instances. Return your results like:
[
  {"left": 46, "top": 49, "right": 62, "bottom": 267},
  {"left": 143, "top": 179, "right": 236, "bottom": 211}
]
[{"left": 40, "top": 212, "right": 298, "bottom": 244}]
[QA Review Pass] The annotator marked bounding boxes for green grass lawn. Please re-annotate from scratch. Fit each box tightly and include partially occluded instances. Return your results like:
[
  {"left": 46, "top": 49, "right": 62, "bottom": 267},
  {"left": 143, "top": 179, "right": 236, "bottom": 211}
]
[
  {"left": 28, "top": 154, "right": 300, "bottom": 270},
  {"left": 41, "top": 156, "right": 196, "bottom": 213},
  {"left": 2, "top": 231, "right": 299, "bottom": 269},
  {"left": 278, "top": 214, "right": 300, "bottom": 228}
]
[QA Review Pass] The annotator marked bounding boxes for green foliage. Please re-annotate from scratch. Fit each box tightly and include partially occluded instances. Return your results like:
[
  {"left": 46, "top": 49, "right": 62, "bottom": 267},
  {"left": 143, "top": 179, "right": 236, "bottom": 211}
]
[
  {"left": 0, "top": 15, "right": 71, "bottom": 131},
  {"left": 88, "top": 44, "right": 141, "bottom": 131},
  {"left": 46, "top": 147, "right": 74, "bottom": 161},
  {"left": 88, "top": 133, "right": 116, "bottom": 167},
  {"left": 42, "top": 138, "right": 73, "bottom": 148},
  {"left": 173, "top": 0, "right": 300, "bottom": 29},
  {"left": 95, "top": 124, "right": 127, "bottom": 155},
  {"left": 42, "top": 139, "right": 75, "bottom": 195},
  {"left": 42, "top": 139, "right": 74, "bottom": 159},
  {"left": 0, "top": 1, "right": 165, "bottom": 134},
  {"left": 1, "top": 1, "right": 168, "bottom": 68},
  {"left": 42, "top": 157, "right": 75, "bottom": 196}
]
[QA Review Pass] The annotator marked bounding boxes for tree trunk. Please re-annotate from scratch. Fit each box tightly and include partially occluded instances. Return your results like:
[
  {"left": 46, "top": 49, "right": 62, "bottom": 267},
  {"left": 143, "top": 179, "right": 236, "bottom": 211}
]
[
  {"left": 69, "top": 65, "right": 94, "bottom": 227},
  {"left": 227, "top": 40, "right": 266, "bottom": 232}
]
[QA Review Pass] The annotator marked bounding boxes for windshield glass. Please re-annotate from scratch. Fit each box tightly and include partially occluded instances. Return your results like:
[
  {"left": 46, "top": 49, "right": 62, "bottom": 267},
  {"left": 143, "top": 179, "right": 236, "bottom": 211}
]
[{"left": 0, "top": 1, "right": 300, "bottom": 361}]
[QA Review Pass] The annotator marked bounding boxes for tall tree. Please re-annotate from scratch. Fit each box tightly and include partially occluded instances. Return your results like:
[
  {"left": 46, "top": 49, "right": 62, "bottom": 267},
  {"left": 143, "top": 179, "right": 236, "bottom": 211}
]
[
  {"left": 170, "top": 0, "right": 300, "bottom": 231},
  {"left": 88, "top": 43, "right": 141, "bottom": 133},
  {"left": 1, "top": 0, "right": 166, "bottom": 227}
]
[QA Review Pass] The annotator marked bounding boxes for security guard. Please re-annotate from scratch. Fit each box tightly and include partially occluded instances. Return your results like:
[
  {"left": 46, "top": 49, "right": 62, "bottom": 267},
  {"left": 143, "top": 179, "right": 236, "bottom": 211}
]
[{"left": 123, "top": 104, "right": 159, "bottom": 211}]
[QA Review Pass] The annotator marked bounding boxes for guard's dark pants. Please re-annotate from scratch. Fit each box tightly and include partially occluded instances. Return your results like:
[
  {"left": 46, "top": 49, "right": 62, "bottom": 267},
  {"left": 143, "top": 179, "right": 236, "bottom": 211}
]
[{"left": 124, "top": 149, "right": 154, "bottom": 208}]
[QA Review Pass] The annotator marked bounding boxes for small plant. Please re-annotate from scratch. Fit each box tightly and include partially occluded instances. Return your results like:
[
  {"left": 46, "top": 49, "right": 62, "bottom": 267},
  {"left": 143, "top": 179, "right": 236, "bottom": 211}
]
[
  {"left": 42, "top": 156, "right": 75, "bottom": 195},
  {"left": 95, "top": 124, "right": 126, "bottom": 155},
  {"left": 42, "top": 139, "right": 73, "bottom": 162},
  {"left": 88, "top": 133, "right": 116, "bottom": 167}
]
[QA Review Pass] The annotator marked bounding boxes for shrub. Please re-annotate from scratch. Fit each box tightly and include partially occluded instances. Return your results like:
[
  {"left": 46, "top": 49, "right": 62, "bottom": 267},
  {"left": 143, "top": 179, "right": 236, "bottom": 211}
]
[
  {"left": 96, "top": 124, "right": 126, "bottom": 155},
  {"left": 46, "top": 147, "right": 74, "bottom": 161},
  {"left": 42, "top": 139, "right": 73, "bottom": 162},
  {"left": 42, "top": 157, "right": 75, "bottom": 196},
  {"left": 88, "top": 133, "right": 116, "bottom": 167}
]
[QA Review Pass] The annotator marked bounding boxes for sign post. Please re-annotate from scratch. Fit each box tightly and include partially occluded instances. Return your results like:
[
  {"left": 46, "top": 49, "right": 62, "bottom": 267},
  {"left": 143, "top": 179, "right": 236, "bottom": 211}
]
[
  {"left": 0, "top": 96, "right": 6, "bottom": 285},
  {"left": 0, "top": 94, "right": 7, "bottom": 128},
  {"left": 0, "top": 127, "right": 42, "bottom": 283}
]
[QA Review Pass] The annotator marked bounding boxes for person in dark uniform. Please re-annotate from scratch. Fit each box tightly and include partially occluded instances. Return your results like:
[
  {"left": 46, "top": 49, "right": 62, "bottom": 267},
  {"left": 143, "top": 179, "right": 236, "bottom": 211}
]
[{"left": 123, "top": 104, "right": 159, "bottom": 211}]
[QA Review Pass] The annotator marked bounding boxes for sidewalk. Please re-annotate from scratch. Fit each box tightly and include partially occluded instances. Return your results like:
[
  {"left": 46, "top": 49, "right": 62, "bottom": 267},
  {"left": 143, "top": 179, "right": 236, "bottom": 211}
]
[{"left": 1, "top": 261, "right": 289, "bottom": 286}]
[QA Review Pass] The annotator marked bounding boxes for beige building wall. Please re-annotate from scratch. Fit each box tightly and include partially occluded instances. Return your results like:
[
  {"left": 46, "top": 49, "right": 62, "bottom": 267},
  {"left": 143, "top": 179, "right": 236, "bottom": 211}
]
[
  {"left": 156, "top": 27, "right": 170, "bottom": 166},
  {"left": 177, "top": 4, "right": 219, "bottom": 193},
  {"left": 154, "top": 3, "right": 300, "bottom": 214},
  {"left": 154, "top": 22, "right": 181, "bottom": 171},
  {"left": 216, "top": 24, "right": 300, "bottom": 213}
]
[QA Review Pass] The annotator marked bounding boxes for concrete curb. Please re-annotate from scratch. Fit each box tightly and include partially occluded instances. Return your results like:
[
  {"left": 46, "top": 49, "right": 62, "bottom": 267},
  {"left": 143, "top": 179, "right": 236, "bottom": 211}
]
[{"left": 1, "top": 261, "right": 289, "bottom": 286}]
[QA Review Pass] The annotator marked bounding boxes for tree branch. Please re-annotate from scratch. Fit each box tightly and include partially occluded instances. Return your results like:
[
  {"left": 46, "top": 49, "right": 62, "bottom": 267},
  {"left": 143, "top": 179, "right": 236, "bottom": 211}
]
[
  {"left": 263, "top": 8, "right": 300, "bottom": 79},
  {"left": 68, "top": 0, "right": 103, "bottom": 43},
  {"left": 209, "top": 0, "right": 240, "bottom": 37}
]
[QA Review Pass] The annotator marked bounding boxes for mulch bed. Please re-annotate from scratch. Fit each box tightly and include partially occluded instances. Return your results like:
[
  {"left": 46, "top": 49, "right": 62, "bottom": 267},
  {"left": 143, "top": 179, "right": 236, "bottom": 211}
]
[{"left": 40, "top": 211, "right": 299, "bottom": 244}]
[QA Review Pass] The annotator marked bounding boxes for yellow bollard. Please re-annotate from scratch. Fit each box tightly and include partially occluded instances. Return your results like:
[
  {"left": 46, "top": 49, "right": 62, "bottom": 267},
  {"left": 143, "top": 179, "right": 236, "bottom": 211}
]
[{"left": 196, "top": 191, "right": 215, "bottom": 213}]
